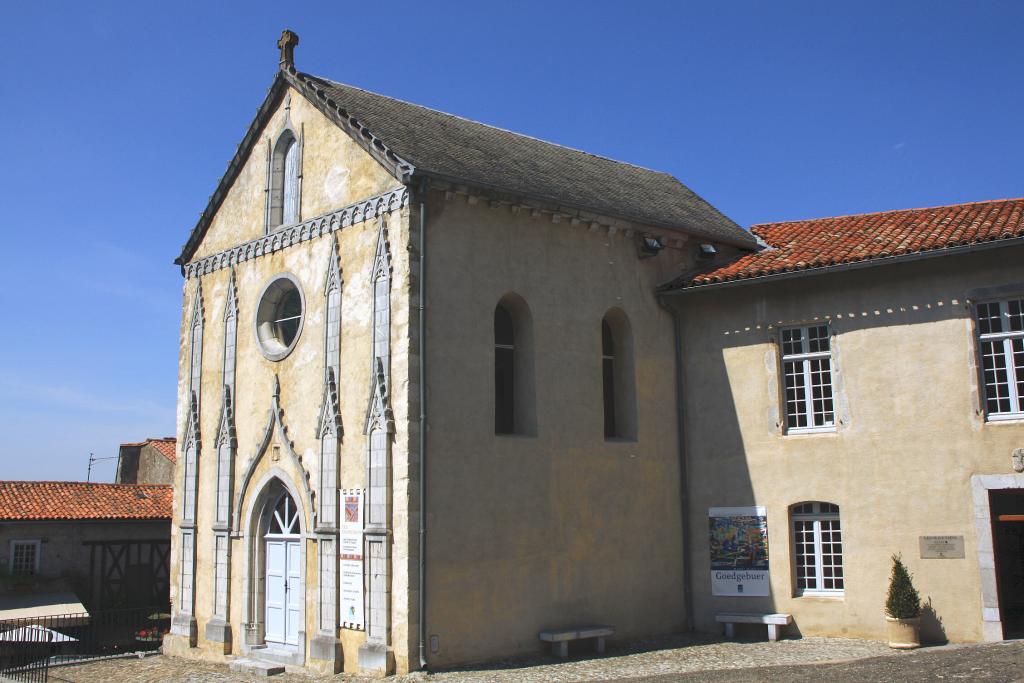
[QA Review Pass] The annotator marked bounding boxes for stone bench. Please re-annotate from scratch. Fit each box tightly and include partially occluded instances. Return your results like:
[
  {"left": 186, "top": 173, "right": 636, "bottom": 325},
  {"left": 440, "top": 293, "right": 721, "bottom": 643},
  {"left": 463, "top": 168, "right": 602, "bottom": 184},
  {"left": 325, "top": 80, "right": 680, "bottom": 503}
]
[
  {"left": 715, "top": 612, "right": 792, "bottom": 641},
  {"left": 539, "top": 625, "right": 614, "bottom": 658}
]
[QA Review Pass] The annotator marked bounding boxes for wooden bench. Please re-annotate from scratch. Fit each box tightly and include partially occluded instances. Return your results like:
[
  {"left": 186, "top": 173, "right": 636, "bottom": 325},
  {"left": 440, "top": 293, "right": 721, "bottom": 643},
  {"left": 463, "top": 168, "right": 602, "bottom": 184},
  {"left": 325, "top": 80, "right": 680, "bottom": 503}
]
[
  {"left": 539, "top": 625, "right": 614, "bottom": 658},
  {"left": 715, "top": 612, "right": 792, "bottom": 641}
]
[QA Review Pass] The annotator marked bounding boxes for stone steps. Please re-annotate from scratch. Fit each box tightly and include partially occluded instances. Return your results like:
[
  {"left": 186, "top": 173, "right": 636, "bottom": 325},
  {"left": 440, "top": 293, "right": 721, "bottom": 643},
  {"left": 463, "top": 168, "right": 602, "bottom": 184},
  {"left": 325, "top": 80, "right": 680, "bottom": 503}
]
[{"left": 228, "top": 658, "right": 285, "bottom": 677}]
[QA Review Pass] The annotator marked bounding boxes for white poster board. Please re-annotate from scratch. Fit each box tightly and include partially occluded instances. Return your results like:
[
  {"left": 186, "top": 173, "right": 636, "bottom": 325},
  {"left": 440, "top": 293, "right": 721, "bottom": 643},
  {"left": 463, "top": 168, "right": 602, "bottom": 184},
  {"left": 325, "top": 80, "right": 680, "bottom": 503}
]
[
  {"left": 708, "top": 506, "right": 770, "bottom": 596},
  {"left": 339, "top": 489, "right": 364, "bottom": 629}
]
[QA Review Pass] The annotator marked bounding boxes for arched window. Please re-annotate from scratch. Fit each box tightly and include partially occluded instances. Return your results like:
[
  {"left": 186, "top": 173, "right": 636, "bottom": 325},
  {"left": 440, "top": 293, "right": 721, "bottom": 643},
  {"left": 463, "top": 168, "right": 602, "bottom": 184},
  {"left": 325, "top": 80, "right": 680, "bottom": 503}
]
[
  {"left": 602, "top": 309, "right": 637, "bottom": 440},
  {"left": 791, "top": 502, "right": 844, "bottom": 595},
  {"left": 268, "top": 131, "right": 300, "bottom": 230},
  {"left": 494, "top": 293, "right": 536, "bottom": 436},
  {"left": 494, "top": 303, "right": 515, "bottom": 434}
]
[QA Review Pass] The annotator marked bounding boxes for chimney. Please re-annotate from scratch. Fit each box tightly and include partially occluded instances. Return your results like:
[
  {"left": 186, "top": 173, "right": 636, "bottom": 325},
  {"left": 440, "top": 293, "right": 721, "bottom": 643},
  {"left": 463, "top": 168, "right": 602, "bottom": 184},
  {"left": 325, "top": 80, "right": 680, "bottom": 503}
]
[{"left": 277, "top": 29, "right": 299, "bottom": 69}]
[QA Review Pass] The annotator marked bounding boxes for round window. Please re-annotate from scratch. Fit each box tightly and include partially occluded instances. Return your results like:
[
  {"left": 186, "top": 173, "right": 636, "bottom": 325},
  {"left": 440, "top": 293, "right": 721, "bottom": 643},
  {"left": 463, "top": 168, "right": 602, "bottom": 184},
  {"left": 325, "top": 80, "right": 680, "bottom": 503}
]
[{"left": 255, "top": 274, "right": 305, "bottom": 361}]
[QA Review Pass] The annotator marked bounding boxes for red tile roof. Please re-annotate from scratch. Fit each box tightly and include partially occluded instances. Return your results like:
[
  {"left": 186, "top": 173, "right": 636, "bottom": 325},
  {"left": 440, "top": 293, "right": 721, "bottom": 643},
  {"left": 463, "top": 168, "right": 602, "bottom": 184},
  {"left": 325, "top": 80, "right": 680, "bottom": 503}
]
[
  {"left": 0, "top": 482, "right": 172, "bottom": 521},
  {"left": 148, "top": 438, "right": 177, "bottom": 464},
  {"left": 667, "top": 198, "right": 1024, "bottom": 290},
  {"left": 120, "top": 437, "right": 177, "bottom": 464}
]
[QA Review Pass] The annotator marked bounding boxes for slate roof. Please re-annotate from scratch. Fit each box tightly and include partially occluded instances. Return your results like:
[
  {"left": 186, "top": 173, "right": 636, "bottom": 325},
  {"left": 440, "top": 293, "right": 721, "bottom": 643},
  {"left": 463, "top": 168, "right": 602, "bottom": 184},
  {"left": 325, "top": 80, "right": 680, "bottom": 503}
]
[
  {"left": 0, "top": 482, "right": 172, "bottom": 521},
  {"left": 303, "top": 74, "right": 754, "bottom": 247},
  {"left": 176, "top": 67, "right": 755, "bottom": 264},
  {"left": 120, "top": 437, "right": 177, "bottom": 464},
  {"left": 663, "top": 198, "right": 1024, "bottom": 291}
]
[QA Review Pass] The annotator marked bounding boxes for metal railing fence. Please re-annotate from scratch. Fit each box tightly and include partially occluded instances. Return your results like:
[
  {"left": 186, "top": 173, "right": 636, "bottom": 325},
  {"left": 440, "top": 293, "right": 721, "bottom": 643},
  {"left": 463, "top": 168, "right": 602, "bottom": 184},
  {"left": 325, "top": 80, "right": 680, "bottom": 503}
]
[{"left": 0, "top": 606, "right": 169, "bottom": 682}]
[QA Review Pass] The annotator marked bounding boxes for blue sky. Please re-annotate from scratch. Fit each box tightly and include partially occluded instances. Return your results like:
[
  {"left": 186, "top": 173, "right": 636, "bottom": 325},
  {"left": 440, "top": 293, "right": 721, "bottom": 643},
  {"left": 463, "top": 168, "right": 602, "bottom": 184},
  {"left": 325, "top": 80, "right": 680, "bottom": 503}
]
[{"left": 1, "top": 1, "right": 1022, "bottom": 481}]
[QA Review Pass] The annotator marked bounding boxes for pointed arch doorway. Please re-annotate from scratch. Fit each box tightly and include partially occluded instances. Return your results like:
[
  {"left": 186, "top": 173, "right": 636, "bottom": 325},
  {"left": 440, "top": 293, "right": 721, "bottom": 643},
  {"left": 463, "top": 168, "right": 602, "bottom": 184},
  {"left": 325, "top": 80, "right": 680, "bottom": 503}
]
[{"left": 263, "top": 490, "right": 303, "bottom": 649}]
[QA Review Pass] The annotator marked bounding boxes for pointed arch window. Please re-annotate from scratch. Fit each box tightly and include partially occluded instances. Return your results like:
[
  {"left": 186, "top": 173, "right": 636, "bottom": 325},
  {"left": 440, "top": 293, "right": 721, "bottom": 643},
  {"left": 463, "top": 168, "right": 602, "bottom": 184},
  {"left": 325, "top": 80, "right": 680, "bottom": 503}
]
[
  {"left": 494, "top": 293, "right": 536, "bottom": 436},
  {"left": 267, "top": 491, "right": 301, "bottom": 536},
  {"left": 268, "top": 131, "right": 300, "bottom": 231},
  {"left": 602, "top": 309, "right": 637, "bottom": 440}
]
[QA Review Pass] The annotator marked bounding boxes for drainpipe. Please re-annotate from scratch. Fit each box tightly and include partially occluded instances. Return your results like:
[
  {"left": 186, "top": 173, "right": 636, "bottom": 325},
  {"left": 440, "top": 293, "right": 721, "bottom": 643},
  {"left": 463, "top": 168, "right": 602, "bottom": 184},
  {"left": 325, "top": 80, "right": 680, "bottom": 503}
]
[
  {"left": 416, "top": 183, "right": 429, "bottom": 670},
  {"left": 657, "top": 295, "right": 694, "bottom": 632}
]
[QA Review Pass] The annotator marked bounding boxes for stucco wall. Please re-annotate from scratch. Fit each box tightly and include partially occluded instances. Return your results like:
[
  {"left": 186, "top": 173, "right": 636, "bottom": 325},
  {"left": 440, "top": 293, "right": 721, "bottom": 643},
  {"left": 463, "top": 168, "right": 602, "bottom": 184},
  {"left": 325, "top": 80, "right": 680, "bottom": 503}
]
[
  {"left": 189, "top": 86, "right": 398, "bottom": 262},
  {"left": 116, "top": 444, "right": 175, "bottom": 485},
  {"left": 0, "top": 520, "right": 170, "bottom": 608},
  {"left": 167, "top": 85, "right": 414, "bottom": 672},
  {"left": 421, "top": 191, "right": 701, "bottom": 666},
  {"left": 673, "top": 246, "right": 1024, "bottom": 644}
]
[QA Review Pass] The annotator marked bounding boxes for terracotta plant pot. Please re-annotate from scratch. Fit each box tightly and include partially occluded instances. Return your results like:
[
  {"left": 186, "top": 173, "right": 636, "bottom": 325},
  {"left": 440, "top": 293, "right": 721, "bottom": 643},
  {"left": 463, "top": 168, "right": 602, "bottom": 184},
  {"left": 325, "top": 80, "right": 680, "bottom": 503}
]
[{"left": 886, "top": 616, "right": 921, "bottom": 649}]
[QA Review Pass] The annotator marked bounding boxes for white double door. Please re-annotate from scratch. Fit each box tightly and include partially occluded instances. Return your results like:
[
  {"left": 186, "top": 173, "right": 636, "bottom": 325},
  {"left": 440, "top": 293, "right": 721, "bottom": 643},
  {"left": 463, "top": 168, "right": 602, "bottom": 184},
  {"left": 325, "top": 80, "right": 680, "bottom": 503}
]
[{"left": 264, "top": 537, "right": 302, "bottom": 648}]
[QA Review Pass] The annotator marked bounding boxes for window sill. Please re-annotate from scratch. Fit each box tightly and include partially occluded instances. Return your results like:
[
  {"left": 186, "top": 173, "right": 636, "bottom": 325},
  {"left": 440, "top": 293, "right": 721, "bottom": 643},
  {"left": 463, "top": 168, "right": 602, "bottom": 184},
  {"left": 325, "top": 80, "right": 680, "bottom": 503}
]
[
  {"left": 785, "top": 426, "right": 838, "bottom": 436},
  {"left": 985, "top": 413, "right": 1024, "bottom": 424},
  {"left": 795, "top": 592, "right": 845, "bottom": 600},
  {"left": 494, "top": 433, "right": 537, "bottom": 440},
  {"left": 604, "top": 436, "right": 638, "bottom": 444}
]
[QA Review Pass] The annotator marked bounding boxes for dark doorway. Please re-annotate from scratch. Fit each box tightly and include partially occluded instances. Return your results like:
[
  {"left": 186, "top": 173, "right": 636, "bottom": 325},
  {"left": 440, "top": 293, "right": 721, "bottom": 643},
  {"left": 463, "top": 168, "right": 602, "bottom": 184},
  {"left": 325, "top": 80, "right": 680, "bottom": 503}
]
[{"left": 990, "top": 489, "right": 1024, "bottom": 638}]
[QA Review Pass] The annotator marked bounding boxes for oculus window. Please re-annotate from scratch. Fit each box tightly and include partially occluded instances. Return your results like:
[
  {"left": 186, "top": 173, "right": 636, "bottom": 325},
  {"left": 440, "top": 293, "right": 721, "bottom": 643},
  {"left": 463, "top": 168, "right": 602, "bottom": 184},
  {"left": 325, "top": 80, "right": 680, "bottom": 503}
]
[{"left": 256, "top": 275, "right": 305, "bottom": 361}]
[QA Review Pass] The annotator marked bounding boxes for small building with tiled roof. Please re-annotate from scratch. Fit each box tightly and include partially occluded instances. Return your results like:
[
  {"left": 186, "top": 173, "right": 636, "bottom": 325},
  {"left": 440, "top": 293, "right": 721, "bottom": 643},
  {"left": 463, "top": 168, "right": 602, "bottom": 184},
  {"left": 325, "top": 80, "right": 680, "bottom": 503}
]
[
  {"left": 0, "top": 481, "right": 171, "bottom": 615},
  {"left": 660, "top": 197, "right": 1023, "bottom": 646},
  {"left": 115, "top": 437, "right": 176, "bottom": 485}
]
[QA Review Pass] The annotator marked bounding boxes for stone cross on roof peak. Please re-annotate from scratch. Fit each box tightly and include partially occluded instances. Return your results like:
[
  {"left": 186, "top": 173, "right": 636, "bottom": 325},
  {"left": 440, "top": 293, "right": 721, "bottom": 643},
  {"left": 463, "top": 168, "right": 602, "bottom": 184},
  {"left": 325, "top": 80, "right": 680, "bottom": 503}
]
[{"left": 278, "top": 29, "right": 299, "bottom": 68}]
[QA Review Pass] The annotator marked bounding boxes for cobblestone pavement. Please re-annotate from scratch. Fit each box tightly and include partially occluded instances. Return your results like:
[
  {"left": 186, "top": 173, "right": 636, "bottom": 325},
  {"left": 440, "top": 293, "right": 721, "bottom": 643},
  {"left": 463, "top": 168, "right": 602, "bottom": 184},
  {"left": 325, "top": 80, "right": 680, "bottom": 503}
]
[{"left": 41, "top": 636, "right": 1024, "bottom": 682}]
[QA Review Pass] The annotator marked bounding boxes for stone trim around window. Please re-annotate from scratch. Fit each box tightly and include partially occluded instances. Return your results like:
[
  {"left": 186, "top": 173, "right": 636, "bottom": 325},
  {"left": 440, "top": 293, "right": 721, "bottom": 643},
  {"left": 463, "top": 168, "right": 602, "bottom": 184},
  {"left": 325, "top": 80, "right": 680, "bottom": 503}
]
[{"left": 184, "top": 187, "right": 408, "bottom": 279}]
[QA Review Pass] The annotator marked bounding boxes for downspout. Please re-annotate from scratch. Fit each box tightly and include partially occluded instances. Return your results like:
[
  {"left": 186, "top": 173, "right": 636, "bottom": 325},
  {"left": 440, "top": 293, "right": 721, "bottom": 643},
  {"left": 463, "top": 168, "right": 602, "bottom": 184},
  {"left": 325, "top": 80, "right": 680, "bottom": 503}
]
[
  {"left": 657, "top": 295, "right": 694, "bottom": 632},
  {"left": 416, "top": 183, "right": 428, "bottom": 670}
]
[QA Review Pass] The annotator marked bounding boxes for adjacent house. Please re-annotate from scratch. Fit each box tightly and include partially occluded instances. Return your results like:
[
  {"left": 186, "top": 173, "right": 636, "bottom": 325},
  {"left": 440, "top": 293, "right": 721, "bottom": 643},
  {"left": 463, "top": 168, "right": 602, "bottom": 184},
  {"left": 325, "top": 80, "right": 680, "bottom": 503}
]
[
  {"left": 116, "top": 437, "right": 176, "bottom": 485},
  {"left": 660, "top": 200, "right": 1024, "bottom": 643},
  {"left": 0, "top": 482, "right": 172, "bottom": 619},
  {"left": 164, "top": 30, "right": 1024, "bottom": 676}
]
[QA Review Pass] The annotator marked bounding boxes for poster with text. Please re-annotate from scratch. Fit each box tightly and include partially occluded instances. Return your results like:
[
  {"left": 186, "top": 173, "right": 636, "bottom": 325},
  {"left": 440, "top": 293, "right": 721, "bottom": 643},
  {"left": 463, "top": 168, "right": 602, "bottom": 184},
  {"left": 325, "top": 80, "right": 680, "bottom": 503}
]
[
  {"left": 708, "top": 506, "right": 769, "bottom": 596},
  {"left": 339, "top": 530, "right": 364, "bottom": 629},
  {"left": 341, "top": 488, "right": 364, "bottom": 530}
]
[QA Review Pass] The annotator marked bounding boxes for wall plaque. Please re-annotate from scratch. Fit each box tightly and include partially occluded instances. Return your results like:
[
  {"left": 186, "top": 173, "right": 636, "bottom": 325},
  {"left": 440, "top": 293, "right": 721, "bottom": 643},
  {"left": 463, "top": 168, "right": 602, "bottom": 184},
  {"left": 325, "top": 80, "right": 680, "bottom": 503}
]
[{"left": 919, "top": 535, "right": 965, "bottom": 559}]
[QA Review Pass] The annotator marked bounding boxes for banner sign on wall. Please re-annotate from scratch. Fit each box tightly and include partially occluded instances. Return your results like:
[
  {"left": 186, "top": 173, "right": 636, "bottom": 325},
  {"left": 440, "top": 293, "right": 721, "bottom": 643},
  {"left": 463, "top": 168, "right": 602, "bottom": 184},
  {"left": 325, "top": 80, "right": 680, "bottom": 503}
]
[
  {"left": 339, "top": 489, "right": 364, "bottom": 630},
  {"left": 708, "top": 506, "right": 769, "bottom": 596},
  {"left": 342, "top": 488, "right": 364, "bottom": 530}
]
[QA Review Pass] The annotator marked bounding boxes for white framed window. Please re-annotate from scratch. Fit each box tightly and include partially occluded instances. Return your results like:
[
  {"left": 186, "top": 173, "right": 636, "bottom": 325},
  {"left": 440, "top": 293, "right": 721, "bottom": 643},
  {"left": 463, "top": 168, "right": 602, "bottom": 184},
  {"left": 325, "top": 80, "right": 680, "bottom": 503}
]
[
  {"left": 9, "top": 540, "right": 40, "bottom": 576},
  {"left": 780, "top": 325, "right": 835, "bottom": 433},
  {"left": 791, "top": 502, "right": 843, "bottom": 596},
  {"left": 976, "top": 299, "right": 1024, "bottom": 421}
]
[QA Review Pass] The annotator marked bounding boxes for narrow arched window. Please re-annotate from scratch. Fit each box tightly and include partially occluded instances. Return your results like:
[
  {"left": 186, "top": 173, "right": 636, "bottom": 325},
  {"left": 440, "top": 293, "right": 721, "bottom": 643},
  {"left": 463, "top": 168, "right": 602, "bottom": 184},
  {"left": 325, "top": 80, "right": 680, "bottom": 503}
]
[
  {"left": 494, "top": 293, "right": 536, "bottom": 436},
  {"left": 268, "top": 131, "right": 299, "bottom": 230},
  {"left": 602, "top": 319, "right": 616, "bottom": 437},
  {"left": 494, "top": 303, "right": 515, "bottom": 434},
  {"left": 602, "top": 309, "right": 637, "bottom": 440},
  {"left": 282, "top": 140, "right": 299, "bottom": 224}
]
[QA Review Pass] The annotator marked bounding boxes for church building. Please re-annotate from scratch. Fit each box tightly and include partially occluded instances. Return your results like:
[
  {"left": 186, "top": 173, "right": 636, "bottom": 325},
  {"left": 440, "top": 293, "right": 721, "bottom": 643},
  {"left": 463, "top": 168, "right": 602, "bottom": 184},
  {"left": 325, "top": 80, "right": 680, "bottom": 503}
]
[{"left": 164, "top": 30, "right": 1024, "bottom": 676}]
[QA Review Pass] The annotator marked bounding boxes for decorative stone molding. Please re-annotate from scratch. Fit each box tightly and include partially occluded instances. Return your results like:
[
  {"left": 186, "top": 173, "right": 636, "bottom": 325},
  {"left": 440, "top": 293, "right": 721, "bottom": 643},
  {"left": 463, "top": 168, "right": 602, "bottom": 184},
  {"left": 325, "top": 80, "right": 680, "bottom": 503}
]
[
  {"left": 312, "top": 236, "right": 344, "bottom": 671},
  {"left": 360, "top": 217, "right": 394, "bottom": 675},
  {"left": 210, "top": 270, "right": 240, "bottom": 648},
  {"left": 174, "top": 281, "right": 204, "bottom": 646},
  {"left": 184, "top": 187, "right": 408, "bottom": 279},
  {"left": 231, "top": 377, "right": 316, "bottom": 536},
  {"left": 1013, "top": 448, "right": 1024, "bottom": 473}
]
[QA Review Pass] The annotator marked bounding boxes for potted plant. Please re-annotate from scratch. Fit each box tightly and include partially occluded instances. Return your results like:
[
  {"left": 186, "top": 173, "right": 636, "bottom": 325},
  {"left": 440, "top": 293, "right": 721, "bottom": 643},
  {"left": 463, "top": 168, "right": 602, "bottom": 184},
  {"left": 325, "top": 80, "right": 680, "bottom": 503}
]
[{"left": 885, "top": 554, "right": 921, "bottom": 649}]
